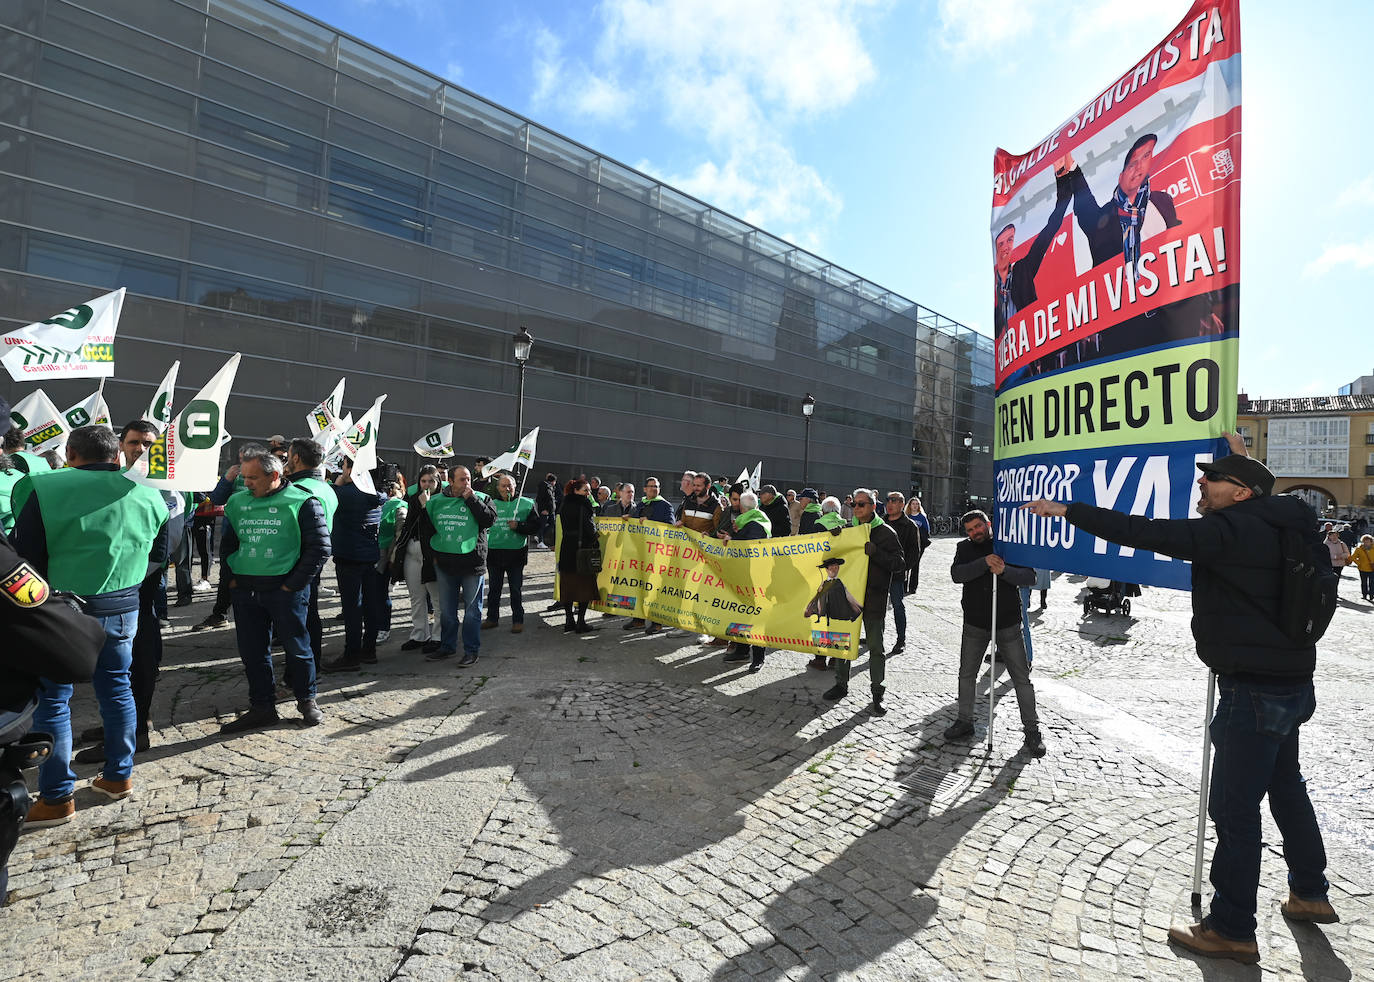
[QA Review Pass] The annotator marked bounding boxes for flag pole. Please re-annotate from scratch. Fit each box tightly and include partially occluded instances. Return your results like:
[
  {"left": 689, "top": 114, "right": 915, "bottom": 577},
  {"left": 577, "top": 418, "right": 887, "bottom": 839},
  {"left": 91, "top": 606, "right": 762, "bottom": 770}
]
[
  {"left": 1190, "top": 670, "right": 1217, "bottom": 907},
  {"left": 987, "top": 569, "right": 998, "bottom": 751}
]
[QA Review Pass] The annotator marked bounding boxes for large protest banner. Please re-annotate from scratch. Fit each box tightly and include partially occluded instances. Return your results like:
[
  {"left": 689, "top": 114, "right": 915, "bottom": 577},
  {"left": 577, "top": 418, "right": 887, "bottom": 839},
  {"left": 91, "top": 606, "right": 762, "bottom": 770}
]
[
  {"left": 991, "top": 0, "right": 1239, "bottom": 589},
  {"left": 558, "top": 518, "right": 871, "bottom": 659}
]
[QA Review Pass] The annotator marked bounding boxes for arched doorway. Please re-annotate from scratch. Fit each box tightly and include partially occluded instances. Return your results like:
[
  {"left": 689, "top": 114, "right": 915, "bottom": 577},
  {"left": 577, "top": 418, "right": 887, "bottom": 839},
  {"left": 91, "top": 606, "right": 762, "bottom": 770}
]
[{"left": 1276, "top": 483, "right": 1339, "bottom": 518}]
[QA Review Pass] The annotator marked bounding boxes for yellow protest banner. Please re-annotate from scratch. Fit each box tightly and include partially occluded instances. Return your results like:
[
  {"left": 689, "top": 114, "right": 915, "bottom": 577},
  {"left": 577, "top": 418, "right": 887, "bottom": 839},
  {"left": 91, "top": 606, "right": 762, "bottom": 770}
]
[{"left": 556, "top": 518, "right": 872, "bottom": 659}]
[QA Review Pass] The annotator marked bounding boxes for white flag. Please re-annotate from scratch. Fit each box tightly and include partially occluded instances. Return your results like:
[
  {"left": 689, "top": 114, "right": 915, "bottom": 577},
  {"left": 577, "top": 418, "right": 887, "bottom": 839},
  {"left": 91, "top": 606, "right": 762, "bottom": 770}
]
[
  {"left": 751, "top": 461, "right": 762, "bottom": 492},
  {"left": 9, "top": 389, "right": 68, "bottom": 456},
  {"left": 340, "top": 396, "right": 386, "bottom": 495},
  {"left": 306, "top": 378, "right": 346, "bottom": 437},
  {"left": 414, "top": 423, "right": 453, "bottom": 458},
  {"left": 482, "top": 427, "right": 539, "bottom": 478},
  {"left": 323, "top": 412, "right": 352, "bottom": 473},
  {"left": 735, "top": 466, "right": 751, "bottom": 489},
  {"left": 1, "top": 288, "right": 123, "bottom": 381},
  {"left": 62, "top": 388, "right": 113, "bottom": 433},
  {"left": 144, "top": 361, "right": 180, "bottom": 434},
  {"left": 125, "top": 354, "right": 241, "bottom": 491}
]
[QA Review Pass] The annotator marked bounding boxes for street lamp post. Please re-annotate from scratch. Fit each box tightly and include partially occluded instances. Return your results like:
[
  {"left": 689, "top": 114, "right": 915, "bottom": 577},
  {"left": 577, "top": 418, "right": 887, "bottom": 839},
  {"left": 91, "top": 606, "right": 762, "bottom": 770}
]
[
  {"left": 963, "top": 432, "right": 973, "bottom": 512},
  {"left": 801, "top": 393, "right": 816, "bottom": 487},
  {"left": 513, "top": 326, "right": 534, "bottom": 443}
]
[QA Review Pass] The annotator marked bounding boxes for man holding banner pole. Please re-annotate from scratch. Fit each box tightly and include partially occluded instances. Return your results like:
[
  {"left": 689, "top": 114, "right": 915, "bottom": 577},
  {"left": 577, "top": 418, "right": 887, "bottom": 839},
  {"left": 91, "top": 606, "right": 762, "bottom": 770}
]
[
  {"left": 1023, "top": 443, "right": 1337, "bottom": 964},
  {"left": 945, "top": 511, "right": 1044, "bottom": 757}
]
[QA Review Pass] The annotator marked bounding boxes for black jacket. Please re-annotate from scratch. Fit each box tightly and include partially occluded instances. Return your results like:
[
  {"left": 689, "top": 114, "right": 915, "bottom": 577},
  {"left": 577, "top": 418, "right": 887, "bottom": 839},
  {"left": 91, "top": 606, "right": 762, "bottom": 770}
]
[
  {"left": 1065, "top": 495, "right": 1319, "bottom": 678},
  {"left": 885, "top": 514, "right": 921, "bottom": 571},
  {"left": 397, "top": 490, "right": 439, "bottom": 583},
  {"left": 332, "top": 481, "right": 386, "bottom": 564},
  {"left": 761, "top": 494, "right": 791, "bottom": 537},
  {"left": 951, "top": 537, "right": 1034, "bottom": 630},
  {"left": 557, "top": 494, "right": 597, "bottom": 573},
  {"left": 844, "top": 519, "right": 904, "bottom": 610}
]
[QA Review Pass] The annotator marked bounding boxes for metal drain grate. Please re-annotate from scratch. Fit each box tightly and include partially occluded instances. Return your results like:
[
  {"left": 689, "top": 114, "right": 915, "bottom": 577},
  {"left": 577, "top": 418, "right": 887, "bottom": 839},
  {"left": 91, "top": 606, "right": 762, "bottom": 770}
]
[{"left": 898, "top": 765, "right": 970, "bottom": 804}]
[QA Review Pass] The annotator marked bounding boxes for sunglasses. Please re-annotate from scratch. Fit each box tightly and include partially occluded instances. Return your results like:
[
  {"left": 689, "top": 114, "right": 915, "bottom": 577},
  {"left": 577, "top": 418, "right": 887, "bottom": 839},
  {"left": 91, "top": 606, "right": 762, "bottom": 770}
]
[{"left": 1201, "top": 469, "right": 1245, "bottom": 488}]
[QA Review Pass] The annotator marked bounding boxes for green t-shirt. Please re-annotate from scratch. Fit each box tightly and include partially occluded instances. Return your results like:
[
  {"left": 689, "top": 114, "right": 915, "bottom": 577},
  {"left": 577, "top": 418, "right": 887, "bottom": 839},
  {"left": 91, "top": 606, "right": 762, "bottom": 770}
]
[
  {"left": 223, "top": 484, "right": 312, "bottom": 577},
  {"left": 291, "top": 475, "right": 338, "bottom": 532},
  {"left": 427, "top": 490, "right": 489, "bottom": 555},
  {"left": 14, "top": 467, "right": 167, "bottom": 596},
  {"left": 378, "top": 497, "right": 405, "bottom": 551},
  {"left": 488, "top": 496, "right": 534, "bottom": 550}
]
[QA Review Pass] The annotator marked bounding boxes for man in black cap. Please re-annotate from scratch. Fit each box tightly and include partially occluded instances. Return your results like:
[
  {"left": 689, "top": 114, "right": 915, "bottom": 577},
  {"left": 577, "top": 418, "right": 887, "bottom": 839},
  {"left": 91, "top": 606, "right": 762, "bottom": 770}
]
[
  {"left": 757, "top": 484, "right": 791, "bottom": 537},
  {"left": 796, "top": 488, "right": 822, "bottom": 536},
  {"left": 1024, "top": 437, "right": 1337, "bottom": 965}
]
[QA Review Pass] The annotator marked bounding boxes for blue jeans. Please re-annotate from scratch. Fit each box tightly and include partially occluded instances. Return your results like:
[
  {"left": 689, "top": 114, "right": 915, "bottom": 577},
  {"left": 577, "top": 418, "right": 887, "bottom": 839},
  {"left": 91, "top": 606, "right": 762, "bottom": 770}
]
[
  {"left": 887, "top": 577, "right": 906, "bottom": 645},
  {"left": 436, "top": 568, "right": 485, "bottom": 655},
  {"left": 1018, "top": 586, "right": 1034, "bottom": 665},
  {"left": 34, "top": 609, "right": 138, "bottom": 799},
  {"left": 1206, "top": 677, "right": 1328, "bottom": 940},
  {"left": 231, "top": 587, "right": 316, "bottom": 706},
  {"left": 336, "top": 560, "right": 385, "bottom": 656},
  {"left": 486, "top": 554, "right": 525, "bottom": 624}
]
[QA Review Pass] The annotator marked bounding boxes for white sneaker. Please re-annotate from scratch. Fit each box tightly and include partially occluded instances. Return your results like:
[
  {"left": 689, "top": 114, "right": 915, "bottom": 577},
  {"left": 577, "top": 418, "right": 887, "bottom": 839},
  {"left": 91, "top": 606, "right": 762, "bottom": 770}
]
[
  {"left": 376, "top": 631, "right": 391, "bottom": 644},
  {"left": 193, "top": 580, "right": 213, "bottom": 592}
]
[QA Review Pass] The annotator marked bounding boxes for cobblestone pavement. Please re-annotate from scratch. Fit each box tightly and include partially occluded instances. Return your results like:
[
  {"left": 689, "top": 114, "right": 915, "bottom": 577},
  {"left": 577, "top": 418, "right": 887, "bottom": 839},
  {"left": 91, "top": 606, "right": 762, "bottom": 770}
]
[{"left": 4, "top": 539, "right": 1370, "bottom": 980}]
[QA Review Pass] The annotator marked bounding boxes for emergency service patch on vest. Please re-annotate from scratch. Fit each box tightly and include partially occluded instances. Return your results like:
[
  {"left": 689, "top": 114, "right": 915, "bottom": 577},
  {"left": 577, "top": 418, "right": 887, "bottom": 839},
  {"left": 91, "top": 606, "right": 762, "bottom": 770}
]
[{"left": 1, "top": 562, "right": 50, "bottom": 607}]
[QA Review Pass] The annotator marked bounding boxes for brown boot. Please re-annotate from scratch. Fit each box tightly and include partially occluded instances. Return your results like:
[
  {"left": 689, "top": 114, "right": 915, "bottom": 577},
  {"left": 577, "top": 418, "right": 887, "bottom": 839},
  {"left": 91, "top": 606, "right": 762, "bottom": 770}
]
[
  {"left": 1280, "top": 892, "right": 1339, "bottom": 924},
  {"left": 91, "top": 776, "right": 133, "bottom": 800},
  {"left": 24, "top": 797, "right": 75, "bottom": 828},
  {"left": 1167, "top": 922, "right": 1259, "bottom": 964}
]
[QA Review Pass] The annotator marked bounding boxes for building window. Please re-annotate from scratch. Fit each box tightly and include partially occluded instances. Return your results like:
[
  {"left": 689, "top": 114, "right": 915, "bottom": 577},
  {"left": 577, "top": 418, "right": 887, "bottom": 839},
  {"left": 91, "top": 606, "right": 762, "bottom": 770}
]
[{"left": 1267, "top": 417, "right": 1349, "bottom": 477}]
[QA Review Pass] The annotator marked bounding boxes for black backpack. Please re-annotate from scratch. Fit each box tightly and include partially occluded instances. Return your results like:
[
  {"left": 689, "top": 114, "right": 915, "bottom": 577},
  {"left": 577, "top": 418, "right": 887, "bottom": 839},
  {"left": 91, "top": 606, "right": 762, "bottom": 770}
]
[{"left": 1273, "top": 524, "right": 1338, "bottom": 645}]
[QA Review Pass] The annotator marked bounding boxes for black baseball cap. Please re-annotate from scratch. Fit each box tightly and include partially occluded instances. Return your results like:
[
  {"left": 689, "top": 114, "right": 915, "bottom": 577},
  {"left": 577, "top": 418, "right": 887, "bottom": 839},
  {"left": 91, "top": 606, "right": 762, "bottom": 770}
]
[{"left": 1198, "top": 455, "right": 1274, "bottom": 497}]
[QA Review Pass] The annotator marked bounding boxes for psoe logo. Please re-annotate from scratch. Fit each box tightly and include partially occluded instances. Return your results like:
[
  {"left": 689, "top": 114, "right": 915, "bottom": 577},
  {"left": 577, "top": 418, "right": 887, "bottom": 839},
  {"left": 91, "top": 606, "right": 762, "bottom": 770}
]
[
  {"left": 725, "top": 622, "right": 752, "bottom": 638},
  {"left": 811, "top": 630, "right": 851, "bottom": 650},
  {"left": 605, "top": 594, "right": 636, "bottom": 611}
]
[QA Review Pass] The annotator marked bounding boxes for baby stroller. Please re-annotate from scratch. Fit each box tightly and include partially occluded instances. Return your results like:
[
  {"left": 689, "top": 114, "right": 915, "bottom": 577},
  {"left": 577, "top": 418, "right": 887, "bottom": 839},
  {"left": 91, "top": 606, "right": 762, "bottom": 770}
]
[{"left": 1082, "top": 577, "right": 1140, "bottom": 617}]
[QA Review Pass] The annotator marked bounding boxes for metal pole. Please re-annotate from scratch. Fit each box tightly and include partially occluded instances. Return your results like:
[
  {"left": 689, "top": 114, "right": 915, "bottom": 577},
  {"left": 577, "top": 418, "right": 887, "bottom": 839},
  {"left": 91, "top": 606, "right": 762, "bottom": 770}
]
[
  {"left": 987, "top": 571, "right": 998, "bottom": 751},
  {"left": 1191, "top": 670, "right": 1217, "bottom": 907},
  {"left": 515, "top": 361, "right": 526, "bottom": 445},
  {"left": 802, "top": 416, "right": 811, "bottom": 488}
]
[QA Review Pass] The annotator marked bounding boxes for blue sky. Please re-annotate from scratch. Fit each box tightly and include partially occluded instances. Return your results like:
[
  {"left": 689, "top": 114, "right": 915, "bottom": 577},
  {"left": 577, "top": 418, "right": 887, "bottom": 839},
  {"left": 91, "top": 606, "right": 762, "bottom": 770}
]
[{"left": 287, "top": 0, "right": 1370, "bottom": 400}]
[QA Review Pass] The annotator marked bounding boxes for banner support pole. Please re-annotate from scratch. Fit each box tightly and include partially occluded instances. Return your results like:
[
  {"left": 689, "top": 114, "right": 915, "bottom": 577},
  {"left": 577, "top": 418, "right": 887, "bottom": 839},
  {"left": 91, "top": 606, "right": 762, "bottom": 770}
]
[
  {"left": 1191, "top": 670, "right": 1217, "bottom": 907},
  {"left": 987, "top": 571, "right": 998, "bottom": 751}
]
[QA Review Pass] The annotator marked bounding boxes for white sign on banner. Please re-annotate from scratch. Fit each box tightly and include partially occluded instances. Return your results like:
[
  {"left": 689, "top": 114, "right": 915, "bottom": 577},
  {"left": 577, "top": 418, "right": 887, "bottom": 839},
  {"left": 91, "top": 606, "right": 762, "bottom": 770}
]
[
  {"left": 144, "top": 361, "right": 180, "bottom": 433},
  {"left": 62, "top": 388, "right": 113, "bottom": 432},
  {"left": 340, "top": 396, "right": 386, "bottom": 495},
  {"left": 414, "top": 423, "right": 454, "bottom": 459}
]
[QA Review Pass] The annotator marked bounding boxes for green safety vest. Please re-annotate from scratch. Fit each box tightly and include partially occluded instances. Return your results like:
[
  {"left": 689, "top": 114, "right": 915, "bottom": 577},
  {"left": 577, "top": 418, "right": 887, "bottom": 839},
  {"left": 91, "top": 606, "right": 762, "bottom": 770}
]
[
  {"left": 0, "top": 468, "right": 24, "bottom": 534},
  {"left": 428, "top": 490, "right": 489, "bottom": 555},
  {"left": 12, "top": 451, "right": 51, "bottom": 475},
  {"left": 291, "top": 475, "right": 338, "bottom": 532},
  {"left": 816, "top": 511, "right": 846, "bottom": 531},
  {"left": 223, "top": 484, "right": 312, "bottom": 577},
  {"left": 378, "top": 497, "right": 404, "bottom": 551},
  {"left": 15, "top": 467, "right": 166, "bottom": 596},
  {"left": 232, "top": 473, "right": 246, "bottom": 494},
  {"left": 488, "top": 496, "right": 534, "bottom": 550}
]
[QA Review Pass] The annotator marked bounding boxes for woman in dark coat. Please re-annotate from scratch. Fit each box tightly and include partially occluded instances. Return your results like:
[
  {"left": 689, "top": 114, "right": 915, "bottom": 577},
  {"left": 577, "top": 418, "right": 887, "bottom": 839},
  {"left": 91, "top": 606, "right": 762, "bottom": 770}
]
[
  {"left": 557, "top": 477, "right": 600, "bottom": 632},
  {"left": 397, "top": 464, "right": 442, "bottom": 652}
]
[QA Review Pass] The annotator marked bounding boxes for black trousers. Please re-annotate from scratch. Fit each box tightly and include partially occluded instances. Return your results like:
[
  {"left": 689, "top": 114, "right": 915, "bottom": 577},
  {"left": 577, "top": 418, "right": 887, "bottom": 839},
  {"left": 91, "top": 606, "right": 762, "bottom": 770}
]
[{"left": 130, "top": 574, "right": 162, "bottom": 733}]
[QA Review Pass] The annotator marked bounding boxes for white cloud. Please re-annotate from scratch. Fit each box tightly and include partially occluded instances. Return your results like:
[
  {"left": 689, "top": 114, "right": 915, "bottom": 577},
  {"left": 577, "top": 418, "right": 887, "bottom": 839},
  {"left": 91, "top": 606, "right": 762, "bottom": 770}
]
[
  {"left": 1303, "top": 239, "right": 1374, "bottom": 278},
  {"left": 937, "top": 0, "right": 1040, "bottom": 56},
  {"left": 1337, "top": 175, "right": 1374, "bottom": 207},
  {"left": 530, "top": 0, "right": 883, "bottom": 243},
  {"left": 531, "top": 26, "right": 632, "bottom": 120},
  {"left": 443, "top": 60, "right": 463, "bottom": 83}
]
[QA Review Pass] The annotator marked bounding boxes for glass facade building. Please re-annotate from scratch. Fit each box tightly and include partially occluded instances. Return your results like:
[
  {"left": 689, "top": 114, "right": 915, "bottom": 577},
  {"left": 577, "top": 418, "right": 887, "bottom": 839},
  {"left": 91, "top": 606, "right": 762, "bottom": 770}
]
[{"left": 0, "top": 0, "right": 993, "bottom": 513}]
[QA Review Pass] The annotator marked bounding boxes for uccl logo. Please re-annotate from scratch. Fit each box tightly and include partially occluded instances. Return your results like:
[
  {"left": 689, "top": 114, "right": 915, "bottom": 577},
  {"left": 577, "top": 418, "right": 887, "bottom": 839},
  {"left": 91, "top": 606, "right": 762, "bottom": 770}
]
[
  {"left": 65, "top": 407, "right": 91, "bottom": 428},
  {"left": 178, "top": 399, "right": 220, "bottom": 450},
  {"left": 152, "top": 391, "right": 172, "bottom": 424}
]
